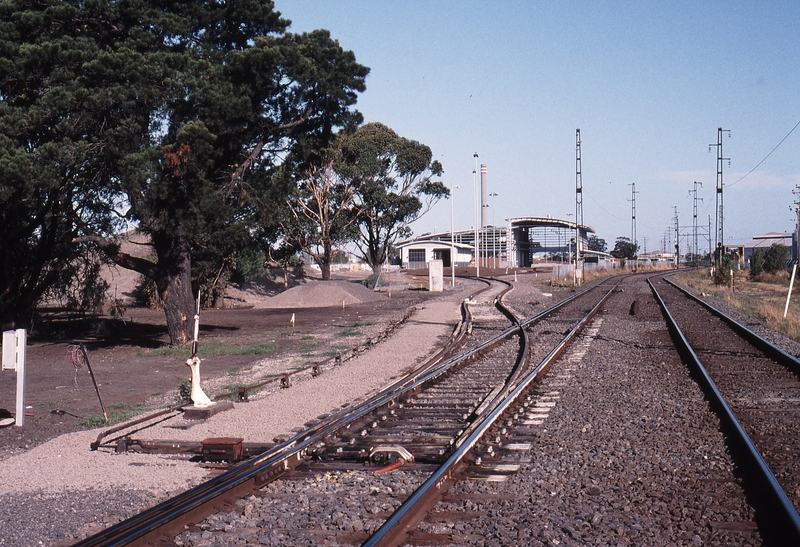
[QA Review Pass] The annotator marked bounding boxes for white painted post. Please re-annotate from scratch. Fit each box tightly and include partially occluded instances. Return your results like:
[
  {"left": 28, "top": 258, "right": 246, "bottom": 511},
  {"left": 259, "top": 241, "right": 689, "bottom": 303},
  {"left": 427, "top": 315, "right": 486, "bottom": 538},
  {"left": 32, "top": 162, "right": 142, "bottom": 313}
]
[
  {"left": 15, "top": 330, "right": 25, "bottom": 426},
  {"left": 2, "top": 329, "right": 26, "bottom": 427},
  {"left": 785, "top": 263, "right": 797, "bottom": 318}
]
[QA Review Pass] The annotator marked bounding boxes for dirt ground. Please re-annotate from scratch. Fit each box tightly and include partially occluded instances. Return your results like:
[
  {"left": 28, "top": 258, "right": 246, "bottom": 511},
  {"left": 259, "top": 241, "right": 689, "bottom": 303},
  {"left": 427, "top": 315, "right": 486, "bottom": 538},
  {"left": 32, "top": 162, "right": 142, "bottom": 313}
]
[{"left": 0, "top": 274, "right": 436, "bottom": 455}]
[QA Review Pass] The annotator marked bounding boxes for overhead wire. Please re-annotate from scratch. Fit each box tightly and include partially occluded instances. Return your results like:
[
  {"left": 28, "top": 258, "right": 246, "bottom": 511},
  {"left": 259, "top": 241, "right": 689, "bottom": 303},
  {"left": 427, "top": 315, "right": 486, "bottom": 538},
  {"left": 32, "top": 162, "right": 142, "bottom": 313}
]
[{"left": 727, "top": 119, "right": 800, "bottom": 188}]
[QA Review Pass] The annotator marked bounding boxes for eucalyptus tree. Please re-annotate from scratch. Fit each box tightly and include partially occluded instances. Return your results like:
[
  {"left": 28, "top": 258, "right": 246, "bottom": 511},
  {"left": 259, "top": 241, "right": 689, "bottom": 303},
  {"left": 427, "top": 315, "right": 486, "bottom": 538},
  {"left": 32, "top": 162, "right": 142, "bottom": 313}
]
[
  {"left": 336, "top": 123, "right": 448, "bottom": 273},
  {"left": 0, "top": 0, "right": 368, "bottom": 343},
  {"left": 279, "top": 159, "right": 359, "bottom": 281}
]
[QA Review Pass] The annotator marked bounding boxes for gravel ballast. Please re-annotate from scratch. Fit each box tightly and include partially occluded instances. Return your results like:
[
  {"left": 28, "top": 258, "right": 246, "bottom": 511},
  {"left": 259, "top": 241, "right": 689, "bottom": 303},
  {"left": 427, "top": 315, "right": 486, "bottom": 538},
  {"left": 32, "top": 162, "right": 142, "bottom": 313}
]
[
  {"left": 3, "top": 272, "right": 792, "bottom": 546},
  {"left": 0, "top": 284, "right": 472, "bottom": 546},
  {"left": 170, "top": 275, "right": 764, "bottom": 546}
]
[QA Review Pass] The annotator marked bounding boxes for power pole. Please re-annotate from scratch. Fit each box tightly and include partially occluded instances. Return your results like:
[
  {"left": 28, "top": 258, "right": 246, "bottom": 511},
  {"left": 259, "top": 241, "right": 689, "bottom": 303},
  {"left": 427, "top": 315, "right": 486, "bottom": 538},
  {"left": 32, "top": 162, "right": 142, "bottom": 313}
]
[
  {"left": 674, "top": 206, "right": 680, "bottom": 267},
  {"left": 575, "top": 129, "right": 583, "bottom": 286},
  {"left": 691, "top": 181, "right": 703, "bottom": 266},
  {"left": 709, "top": 127, "right": 731, "bottom": 265},
  {"left": 629, "top": 183, "right": 639, "bottom": 259}
]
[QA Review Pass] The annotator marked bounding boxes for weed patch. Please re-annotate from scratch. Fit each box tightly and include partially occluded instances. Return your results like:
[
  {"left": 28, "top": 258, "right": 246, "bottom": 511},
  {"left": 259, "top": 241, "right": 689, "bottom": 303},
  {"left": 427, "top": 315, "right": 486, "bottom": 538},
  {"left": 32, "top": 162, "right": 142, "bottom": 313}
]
[
  {"left": 79, "top": 402, "right": 146, "bottom": 428},
  {"left": 146, "top": 341, "right": 277, "bottom": 357},
  {"left": 336, "top": 327, "right": 362, "bottom": 337},
  {"left": 299, "top": 343, "right": 315, "bottom": 354},
  {"left": 352, "top": 320, "right": 376, "bottom": 327},
  {"left": 175, "top": 380, "right": 191, "bottom": 405}
]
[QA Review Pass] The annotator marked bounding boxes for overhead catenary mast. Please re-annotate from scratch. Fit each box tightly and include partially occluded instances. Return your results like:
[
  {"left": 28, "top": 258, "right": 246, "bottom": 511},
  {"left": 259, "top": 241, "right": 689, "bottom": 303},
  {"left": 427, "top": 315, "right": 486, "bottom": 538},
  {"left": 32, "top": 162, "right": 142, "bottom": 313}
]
[
  {"left": 673, "top": 206, "right": 680, "bottom": 267},
  {"left": 629, "top": 183, "right": 639, "bottom": 259},
  {"left": 691, "top": 181, "right": 703, "bottom": 266},
  {"left": 710, "top": 127, "right": 731, "bottom": 264}
]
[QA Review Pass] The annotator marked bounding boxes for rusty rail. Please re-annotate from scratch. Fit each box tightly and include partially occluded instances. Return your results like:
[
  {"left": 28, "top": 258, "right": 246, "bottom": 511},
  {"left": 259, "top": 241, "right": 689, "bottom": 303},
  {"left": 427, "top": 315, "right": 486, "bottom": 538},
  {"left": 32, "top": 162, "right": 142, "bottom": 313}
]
[
  {"left": 363, "top": 282, "right": 616, "bottom": 546},
  {"left": 649, "top": 276, "right": 800, "bottom": 543},
  {"left": 73, "top": 277, "right": 602, "bottom": 546}
]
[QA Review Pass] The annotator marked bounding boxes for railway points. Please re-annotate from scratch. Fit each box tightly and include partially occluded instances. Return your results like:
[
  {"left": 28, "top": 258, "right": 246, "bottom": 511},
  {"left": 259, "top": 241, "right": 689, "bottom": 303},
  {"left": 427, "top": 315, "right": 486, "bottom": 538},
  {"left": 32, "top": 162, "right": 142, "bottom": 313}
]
[{"left": 4, "top": 271, "right": 800, "bottom": 546}]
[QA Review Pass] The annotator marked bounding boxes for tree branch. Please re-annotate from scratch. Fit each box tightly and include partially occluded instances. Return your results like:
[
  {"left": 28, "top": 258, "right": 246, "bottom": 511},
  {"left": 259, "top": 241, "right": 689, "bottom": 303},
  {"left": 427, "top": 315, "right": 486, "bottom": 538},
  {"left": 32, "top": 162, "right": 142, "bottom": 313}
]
[{"left": 72, "top": 234, "right": 158, "bottom": 279}]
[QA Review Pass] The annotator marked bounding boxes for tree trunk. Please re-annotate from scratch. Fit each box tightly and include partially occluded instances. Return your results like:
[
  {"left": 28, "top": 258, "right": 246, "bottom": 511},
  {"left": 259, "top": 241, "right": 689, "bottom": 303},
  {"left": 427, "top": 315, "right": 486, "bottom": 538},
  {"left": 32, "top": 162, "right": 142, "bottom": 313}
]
[
  {"left": 320, "top": 261, "right": 332, "bottom": 280},
  {"left": 319, "top": 238, "right": 333, "bottom": 281},
  {"left": 74, "top": 231, "right": 196, "bottom": 346},
  {"left": 154, "top": 238, "right": 195, "bottom": 346}
]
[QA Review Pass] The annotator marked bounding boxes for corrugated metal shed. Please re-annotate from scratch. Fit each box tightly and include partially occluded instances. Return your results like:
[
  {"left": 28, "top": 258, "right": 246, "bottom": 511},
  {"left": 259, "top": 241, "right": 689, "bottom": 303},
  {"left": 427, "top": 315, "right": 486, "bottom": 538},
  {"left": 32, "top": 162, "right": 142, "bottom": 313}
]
[{"left": 742, "top": 232, "right": 793, "bottom": 262}]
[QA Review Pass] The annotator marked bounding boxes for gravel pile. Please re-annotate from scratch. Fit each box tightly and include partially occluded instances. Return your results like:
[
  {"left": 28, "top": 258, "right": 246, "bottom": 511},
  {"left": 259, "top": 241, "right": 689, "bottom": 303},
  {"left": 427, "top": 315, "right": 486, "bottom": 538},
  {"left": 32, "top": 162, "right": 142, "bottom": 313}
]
[{"left": 259, "top": 280, "right": 385, "bottom": 309}]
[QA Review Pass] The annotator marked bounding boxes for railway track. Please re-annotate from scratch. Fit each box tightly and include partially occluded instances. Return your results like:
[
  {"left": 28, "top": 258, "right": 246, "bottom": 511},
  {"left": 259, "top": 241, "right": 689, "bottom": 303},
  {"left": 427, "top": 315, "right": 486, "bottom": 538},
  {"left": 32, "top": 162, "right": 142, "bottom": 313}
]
[
  {"left": 72, "top": 276, "right": 616, "bottom": 546},
  {"left": 650, "top": 274, "right": 800, "bottom": 543},
  {"left": 70, "top": 271, "right": 800, "bottom": 546}
]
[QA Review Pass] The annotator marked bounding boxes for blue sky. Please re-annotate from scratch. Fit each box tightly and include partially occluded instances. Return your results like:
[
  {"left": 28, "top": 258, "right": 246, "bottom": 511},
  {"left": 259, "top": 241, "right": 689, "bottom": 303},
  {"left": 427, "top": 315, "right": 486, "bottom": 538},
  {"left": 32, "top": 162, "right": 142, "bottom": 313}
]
[{"left": 282, "top": 1, "right": 800, "bottom": 254}]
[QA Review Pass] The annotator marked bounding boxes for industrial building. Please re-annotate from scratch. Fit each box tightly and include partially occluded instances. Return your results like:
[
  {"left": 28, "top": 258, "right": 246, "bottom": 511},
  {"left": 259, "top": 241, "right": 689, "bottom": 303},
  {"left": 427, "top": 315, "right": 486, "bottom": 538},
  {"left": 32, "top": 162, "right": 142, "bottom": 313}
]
[
  {"left": 742, "top": 232, "right": 795, "bottom": 263},
  {"left": 394, "top": 162, "right": 608, "bottom": 274},
  {"left": 395, "top": 216, "right": 597, "bottom": 270}
]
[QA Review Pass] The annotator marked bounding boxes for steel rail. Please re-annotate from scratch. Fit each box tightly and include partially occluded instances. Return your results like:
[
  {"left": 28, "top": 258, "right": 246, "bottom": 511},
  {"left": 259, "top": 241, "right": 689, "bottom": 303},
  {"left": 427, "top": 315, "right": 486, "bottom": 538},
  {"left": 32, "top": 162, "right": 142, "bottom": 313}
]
[
  {"left": 663, "top": 275, "right": 800, "bottom": 375},
  {"left": 72, "top": 278, "right": 603, "bottom": 546},
  {"left": 88, "top": 277, "right": 492, "bottom": 453},
  {"left": 71, "top": 279, "right": 505, "bottom": 546},
  {"left": 362, "top": 283, "right": 617, "bottom": 547},
  {"left": 648, "top": 277, "right": 800, "bottom": 542}
]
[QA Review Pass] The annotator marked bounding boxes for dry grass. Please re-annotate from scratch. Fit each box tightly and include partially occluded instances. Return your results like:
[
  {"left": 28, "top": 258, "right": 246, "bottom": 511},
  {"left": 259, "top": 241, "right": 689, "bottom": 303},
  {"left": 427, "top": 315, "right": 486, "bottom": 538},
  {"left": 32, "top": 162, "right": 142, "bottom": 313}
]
[
  {"left": 674, "top": 269, "right": 800, "bottom": 343},
  {"left": 752, "top": 270, "right": 790, "bottom": 284}
]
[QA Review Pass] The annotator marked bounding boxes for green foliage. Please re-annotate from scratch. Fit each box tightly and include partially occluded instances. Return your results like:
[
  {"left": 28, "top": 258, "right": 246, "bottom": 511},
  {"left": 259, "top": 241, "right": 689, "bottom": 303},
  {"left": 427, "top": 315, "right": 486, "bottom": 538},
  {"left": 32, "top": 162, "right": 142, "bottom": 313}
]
[
  {"left": 587, "top": 235, "right": 607, "bottom": 253},
  {"left": 764, "top": 244, "right": 790, "bottom": 273},
  {"left": 176, "top": 381, "right": 192, "bottom": 405},
  {"left": 713, "top": 254, "right": 736, "bottom": 285},
  {"left": 0, "top": 0, "right": 369, "bottom": 338},
  {"left": 299, "top": 343, "right": 315, "bottom": 354},
  {"left": 79, "top": 403, "right": 146, "bottom": 428},
  {"left": 336, "top": 123, "right": 448, "bottom": 271},
  {"left": 332, "top": 250, "right": 350, "bottom": 264},
  {"left": 231, "top": 246, "right": 267, "bottom": 283},
  {"left": 610, "top": 237, "right": 638, "bottom": 259},
  {"left": 147, "top": 341, "right": 276, "bottom": 357},
  {"left": 750, "top": 244, "right": 790, "bottom": 279},
  {"left": 278, "top": 160, "right": 360, "bottom": 280},
  {"left": 336, "top": 327, "right": 363, "bottom": 337},
  {"left": 750, "top": 249, "right": 765, "bottom": 278}
]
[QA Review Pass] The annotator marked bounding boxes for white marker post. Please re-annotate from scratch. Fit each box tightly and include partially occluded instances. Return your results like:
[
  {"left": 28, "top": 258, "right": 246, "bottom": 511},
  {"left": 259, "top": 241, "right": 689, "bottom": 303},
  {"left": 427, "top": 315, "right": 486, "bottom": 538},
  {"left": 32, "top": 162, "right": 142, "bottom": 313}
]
[
  {"left": 2, "top": 329, "right": 27, "bottom": 427},
  {"left": 785, "top": 262, "right": 797, "bottom": 318}
]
